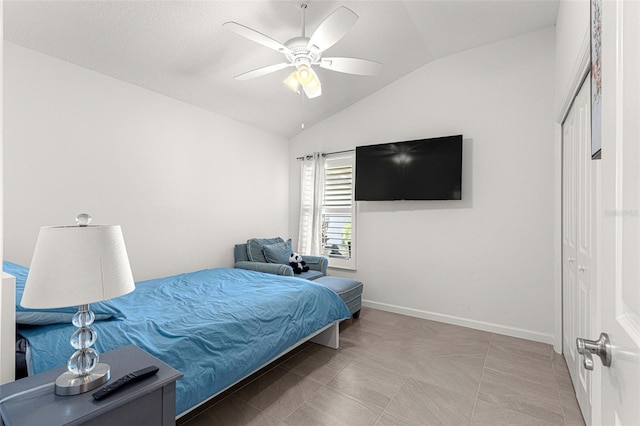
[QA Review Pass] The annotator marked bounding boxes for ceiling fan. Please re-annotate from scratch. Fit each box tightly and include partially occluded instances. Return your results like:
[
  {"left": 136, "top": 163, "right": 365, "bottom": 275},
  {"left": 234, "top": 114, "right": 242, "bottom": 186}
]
[{"left": 223, "top": 3, "right": 383, "bottom": 99}]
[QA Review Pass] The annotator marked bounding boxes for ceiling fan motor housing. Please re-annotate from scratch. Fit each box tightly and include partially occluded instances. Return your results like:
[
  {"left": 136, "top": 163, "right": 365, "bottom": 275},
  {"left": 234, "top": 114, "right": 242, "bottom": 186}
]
[{"left": 284, "top": 37, "right": 321, "bottom": 68}]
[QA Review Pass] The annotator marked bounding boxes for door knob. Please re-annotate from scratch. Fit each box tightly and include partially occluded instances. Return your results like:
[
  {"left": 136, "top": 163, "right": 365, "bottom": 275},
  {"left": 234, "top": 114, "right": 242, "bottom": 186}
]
[{"left": 576, "top": 333, "right": 612, "bottom": 370}]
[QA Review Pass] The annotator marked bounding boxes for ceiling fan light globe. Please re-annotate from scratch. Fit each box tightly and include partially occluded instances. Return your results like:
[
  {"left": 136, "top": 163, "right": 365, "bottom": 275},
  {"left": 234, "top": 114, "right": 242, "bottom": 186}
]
[
  {"left": 303, "top": 83, "right": 321, "bottom": 99},
  {"left": 296, "top": 65, "right": 313, "bottom": 84},
  {"left": 300, "top": 65, "right": 321, "bottom": 99},
  {"left": 284, "top": 71, "right": 300, "bottom": 92}
]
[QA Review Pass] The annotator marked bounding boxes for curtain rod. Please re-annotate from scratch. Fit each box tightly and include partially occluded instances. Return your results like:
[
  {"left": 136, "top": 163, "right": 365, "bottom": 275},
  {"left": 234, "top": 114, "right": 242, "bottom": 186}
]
[{"left": 296, "top": 149, "right": 355, "bottom": 160}]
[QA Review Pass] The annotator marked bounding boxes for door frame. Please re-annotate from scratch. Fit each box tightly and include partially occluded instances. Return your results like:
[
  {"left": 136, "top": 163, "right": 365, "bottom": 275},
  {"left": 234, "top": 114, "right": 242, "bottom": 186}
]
[
  {"left": 554, "top": 26, "right": 601, "bottom": 425},
  {"left": 555, "top": 28, "right": 592, "bottom": 355}
]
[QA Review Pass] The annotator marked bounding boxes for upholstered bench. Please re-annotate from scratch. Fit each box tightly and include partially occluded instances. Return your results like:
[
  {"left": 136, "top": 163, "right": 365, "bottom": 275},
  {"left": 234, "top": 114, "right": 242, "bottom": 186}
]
[{"left": 314, "top": 276, "right": 363, "bottom": 319}]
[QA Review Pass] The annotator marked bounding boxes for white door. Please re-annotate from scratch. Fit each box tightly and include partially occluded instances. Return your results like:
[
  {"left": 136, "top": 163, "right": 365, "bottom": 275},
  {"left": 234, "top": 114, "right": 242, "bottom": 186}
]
[
  {"left": 587, "top": 1, "right": 640, "bottom": 424},
  {"left": 562, "top": 76, "right": 594, "bottom": 424}
]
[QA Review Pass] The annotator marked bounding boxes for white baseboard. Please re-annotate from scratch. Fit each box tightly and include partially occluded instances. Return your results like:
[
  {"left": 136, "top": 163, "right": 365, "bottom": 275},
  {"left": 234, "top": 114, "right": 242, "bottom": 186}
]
[{"left": 362, "top": 299, "right": 556, "bottom": 346}]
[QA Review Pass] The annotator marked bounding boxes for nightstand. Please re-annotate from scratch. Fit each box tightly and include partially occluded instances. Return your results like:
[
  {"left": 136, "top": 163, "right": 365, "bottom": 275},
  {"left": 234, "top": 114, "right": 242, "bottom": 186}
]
[{"left": 0, "top": 344, "right": 183, "bottom": 426}]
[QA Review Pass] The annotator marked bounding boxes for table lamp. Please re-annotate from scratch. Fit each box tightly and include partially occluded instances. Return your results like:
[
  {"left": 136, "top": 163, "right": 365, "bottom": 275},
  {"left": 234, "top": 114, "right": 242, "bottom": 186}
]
[{"left": 21, "top": 214, "right": 135, "bottom": 396}]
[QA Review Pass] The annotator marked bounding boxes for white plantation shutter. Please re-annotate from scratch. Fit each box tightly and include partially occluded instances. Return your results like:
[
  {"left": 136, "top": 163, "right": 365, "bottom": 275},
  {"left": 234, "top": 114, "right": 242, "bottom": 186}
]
[{"left": 321, "top": 153, "right": 356, "bottom": 269}]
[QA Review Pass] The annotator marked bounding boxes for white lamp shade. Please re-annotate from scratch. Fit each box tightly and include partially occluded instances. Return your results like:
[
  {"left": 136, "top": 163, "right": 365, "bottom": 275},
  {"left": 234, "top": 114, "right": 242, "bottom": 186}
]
[{"left": 21, "top": 225, "right": 135, "bottom": 309}]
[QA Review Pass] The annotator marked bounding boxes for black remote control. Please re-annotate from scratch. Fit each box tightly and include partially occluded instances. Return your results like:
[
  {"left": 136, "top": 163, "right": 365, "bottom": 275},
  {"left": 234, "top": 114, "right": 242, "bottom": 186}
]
[{"left": 92, "top": 365, "right": 160, "bottom": 401}]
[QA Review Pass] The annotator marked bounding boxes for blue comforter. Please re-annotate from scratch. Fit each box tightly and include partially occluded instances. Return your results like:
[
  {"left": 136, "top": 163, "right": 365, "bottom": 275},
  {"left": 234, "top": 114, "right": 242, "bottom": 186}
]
[{"left": 18, "top": 268, "right": 350, "bottom": 415}]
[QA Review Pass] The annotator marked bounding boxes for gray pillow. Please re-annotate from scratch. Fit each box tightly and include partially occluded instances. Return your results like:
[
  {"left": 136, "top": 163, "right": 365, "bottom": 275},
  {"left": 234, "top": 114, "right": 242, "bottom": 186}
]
[
  {"left": 246, "top": 237, "right": 284, "bottom": 263},
  {"left": 262, "top": 240, "right": 293, "bottom": 264}
]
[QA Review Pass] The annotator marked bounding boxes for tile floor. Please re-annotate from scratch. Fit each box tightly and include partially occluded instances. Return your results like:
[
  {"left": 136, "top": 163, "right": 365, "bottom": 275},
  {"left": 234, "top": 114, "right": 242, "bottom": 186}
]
[{"left": 178, "top": 307, "right": 586, "bottom": 426}]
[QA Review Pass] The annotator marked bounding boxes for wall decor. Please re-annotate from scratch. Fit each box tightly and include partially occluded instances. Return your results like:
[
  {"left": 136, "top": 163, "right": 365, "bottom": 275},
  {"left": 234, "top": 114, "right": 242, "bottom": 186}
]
[{"left": 591, "top": 0, "right": 602, "bottom": 159}]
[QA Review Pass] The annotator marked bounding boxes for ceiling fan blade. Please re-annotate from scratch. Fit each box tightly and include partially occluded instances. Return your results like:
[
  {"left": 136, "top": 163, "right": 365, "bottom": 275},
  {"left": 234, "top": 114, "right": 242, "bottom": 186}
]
[
  {"left": 320, "top": 57, "right": 383, "bottom": 76},
  {"left": 307, "top": 6, "right": 358, "bottom": 53},
  {"left": 234, "top": 63, "right": 293, "bottom": 80},
  {"left": 223, "top": 22, "right": 291, "bottom": 54}
]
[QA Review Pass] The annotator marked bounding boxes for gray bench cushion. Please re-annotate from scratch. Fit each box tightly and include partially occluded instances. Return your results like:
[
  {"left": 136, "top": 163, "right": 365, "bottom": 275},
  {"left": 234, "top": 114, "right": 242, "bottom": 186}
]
[{"left": 314, "top": 276, "right": 363, "bottom": 316}]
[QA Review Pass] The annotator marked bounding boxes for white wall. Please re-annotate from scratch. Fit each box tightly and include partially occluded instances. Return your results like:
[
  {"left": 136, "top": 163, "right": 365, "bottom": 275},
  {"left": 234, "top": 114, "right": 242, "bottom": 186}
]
[
  {"left": 555, "top": 0, "right": 590, "bottom": 117},
  {"left": 3, "top": 42, "right": 290, "bottom": 281},
  {"left": 290, "top": 28, "right": 557, "bottom": 343}
]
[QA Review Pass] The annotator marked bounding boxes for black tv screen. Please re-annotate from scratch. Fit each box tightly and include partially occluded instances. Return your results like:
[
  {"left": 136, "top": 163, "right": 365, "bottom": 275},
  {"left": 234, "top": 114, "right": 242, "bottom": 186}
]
[{"left": 355, "top": 135, "right": 463, "bottom": 201}]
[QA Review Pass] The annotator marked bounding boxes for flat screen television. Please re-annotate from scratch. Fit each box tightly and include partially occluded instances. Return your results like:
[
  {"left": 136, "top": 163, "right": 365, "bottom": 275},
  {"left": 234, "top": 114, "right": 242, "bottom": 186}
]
[{"left": 355, "top": 135, "right": 463, "bottom": 201}]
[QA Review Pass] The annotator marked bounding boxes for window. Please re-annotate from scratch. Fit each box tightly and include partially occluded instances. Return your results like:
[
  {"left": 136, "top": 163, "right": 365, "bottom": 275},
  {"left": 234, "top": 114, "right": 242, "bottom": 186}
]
[{"left": 321, "top": 153, "right": 356, "bottom": 269}]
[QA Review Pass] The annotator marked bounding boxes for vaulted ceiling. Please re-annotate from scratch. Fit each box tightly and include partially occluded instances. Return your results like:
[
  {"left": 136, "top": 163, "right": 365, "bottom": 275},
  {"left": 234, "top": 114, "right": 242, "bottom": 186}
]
[{"left": 4, "top": 0, "right": 559, "bottom": 138}]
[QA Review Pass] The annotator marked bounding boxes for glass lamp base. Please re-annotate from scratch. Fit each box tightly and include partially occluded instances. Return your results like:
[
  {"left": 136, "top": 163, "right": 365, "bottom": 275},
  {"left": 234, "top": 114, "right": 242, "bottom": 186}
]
[{"left": 54, "top": 362, "right": 111, "bottom": 396}]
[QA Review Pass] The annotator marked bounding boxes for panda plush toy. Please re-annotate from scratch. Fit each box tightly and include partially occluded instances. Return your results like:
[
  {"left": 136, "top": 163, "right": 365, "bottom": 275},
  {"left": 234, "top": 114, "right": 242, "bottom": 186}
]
[{"left": 289, "top": 252, "right": 310, "bottom": 274}]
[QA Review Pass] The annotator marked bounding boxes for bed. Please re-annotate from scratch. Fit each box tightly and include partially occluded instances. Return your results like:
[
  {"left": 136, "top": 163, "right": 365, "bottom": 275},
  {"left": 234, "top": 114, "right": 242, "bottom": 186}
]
[{"left": 2, "top": 261, "right": 351, "bottom": 417}]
